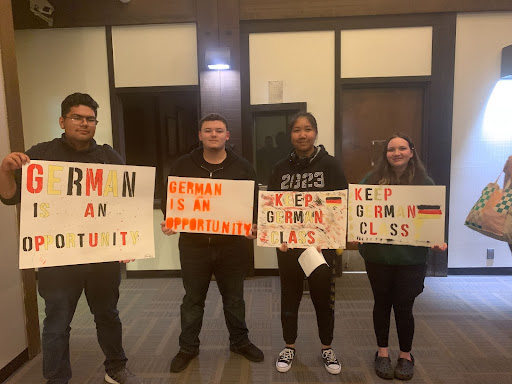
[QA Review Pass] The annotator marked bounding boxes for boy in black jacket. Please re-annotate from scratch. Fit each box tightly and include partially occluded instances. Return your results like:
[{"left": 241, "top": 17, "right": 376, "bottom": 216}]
[{"left": 161, "top": 113, "right": 263, "bottom": 373}]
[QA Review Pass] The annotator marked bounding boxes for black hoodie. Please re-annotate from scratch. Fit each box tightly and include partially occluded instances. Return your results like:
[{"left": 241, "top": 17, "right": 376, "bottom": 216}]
[
  {"left": 267, "top": 145, "right": 347, "bottom": 192},
  {"left": 163, "top": 147, "right": 257, "bottom": 246}
]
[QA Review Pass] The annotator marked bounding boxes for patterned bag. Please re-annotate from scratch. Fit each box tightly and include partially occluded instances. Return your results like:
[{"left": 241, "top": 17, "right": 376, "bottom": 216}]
[{"left": 465, "top": 173, "right": 512, "bottom": 243}]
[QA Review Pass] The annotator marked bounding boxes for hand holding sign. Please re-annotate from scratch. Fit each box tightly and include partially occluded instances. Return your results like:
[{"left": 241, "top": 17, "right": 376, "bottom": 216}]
[
  {"left": 1, "top": 152, "right": 30, "bottom": 172},
  {"left": 160, "top": 221, "right": 177, "bottom": 236}
]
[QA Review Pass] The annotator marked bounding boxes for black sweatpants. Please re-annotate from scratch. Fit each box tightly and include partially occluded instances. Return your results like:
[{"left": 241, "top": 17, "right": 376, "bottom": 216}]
[
  {"left": 365, "top": 261, "right": 427, "bottom": 352},
  {"left": 277, "top": 248, "right": 335, "bottom": 346}
]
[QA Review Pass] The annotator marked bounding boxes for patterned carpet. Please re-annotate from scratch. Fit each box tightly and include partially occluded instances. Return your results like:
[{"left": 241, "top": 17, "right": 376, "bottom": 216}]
[{"left": 5, "top": 274, "right": 512, "bottom": 384}]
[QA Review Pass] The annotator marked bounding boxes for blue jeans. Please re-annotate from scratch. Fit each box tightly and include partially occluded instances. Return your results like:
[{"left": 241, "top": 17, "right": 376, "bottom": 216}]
[
  {"left": 38, "top": 262, "right": 127, "bottom": 383},
  {"left": 178, "top": 237, "right": 250, "bottom": 354}
]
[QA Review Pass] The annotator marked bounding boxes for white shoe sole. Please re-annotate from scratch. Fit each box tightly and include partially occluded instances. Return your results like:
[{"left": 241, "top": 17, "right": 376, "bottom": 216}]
[
  {"left": 324, "top": 364, "right": 341, "bottom": 375},
  {"left": 276, "top": 361, "right": 292, "bottom": 373},
  {"left": 104, "top": 373, "right": 119, "bottom": 384}
]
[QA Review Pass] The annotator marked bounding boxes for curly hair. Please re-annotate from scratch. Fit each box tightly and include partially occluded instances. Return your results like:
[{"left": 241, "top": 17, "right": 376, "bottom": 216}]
[{"left": 61, "top": 93, "right": 99, "bottom": 117}]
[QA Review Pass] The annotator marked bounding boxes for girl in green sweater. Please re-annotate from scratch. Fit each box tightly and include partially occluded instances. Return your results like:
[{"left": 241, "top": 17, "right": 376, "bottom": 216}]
[{"left": 358, "top": 133, "right": 447, "bottom": 381}]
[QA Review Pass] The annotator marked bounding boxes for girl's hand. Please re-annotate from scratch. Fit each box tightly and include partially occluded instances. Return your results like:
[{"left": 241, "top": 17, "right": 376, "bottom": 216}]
[
  {"left": 245, "top": 224, "right": 257, "bottom": 239},
  {"left": 431, "top": 242, "right": 447, "bottom": 252}
]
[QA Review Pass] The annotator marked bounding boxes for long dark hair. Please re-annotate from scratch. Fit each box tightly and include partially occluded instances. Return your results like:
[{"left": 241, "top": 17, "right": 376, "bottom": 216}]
[{"left": 367, "top": 133, "right": 427, "bottom": 185}]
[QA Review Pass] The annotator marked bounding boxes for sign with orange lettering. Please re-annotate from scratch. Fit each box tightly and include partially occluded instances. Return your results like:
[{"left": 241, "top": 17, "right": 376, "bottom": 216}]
[
  {"left": 19, "top": 160, "right": 156, "bottom": 269},
  {"left": 347, "top": 184, "right": 445, "bottom": 246},
  {"left": 257, "top": 190, "right": 347, "bottom": 249},
  {"left": 165, "top": 176, "right": 255, "bottom": 236}
]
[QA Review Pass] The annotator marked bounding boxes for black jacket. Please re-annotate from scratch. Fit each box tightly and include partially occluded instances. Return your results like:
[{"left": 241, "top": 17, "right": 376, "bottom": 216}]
[
  {"left": 1, "top": 134, "right": 123, "bottom": 206},
  {"left": 163, "top": 147, "right": 257, "bottom": 246},
  {"left": 267, "top": 145, "right": 347, "bottom": 192}
]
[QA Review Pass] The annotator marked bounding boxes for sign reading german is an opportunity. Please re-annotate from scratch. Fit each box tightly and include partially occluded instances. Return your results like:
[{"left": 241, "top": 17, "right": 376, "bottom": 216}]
[
  {"left": 257, "top": 190, "right": 347, "bottom": 249},
  {"left": 347, "top": 184, "right": 445, "bottom": 246},
  {"left": 165, "top": 176, "right": 255, "bottom": 236},
  {"left": 19, "top": 160, "right": 156, "bottom": 269}
]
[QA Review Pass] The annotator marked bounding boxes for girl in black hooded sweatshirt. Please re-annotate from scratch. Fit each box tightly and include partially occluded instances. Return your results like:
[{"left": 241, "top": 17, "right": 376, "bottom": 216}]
[{"left": 267, "top": 112, "right": 347, "bottom": 375}]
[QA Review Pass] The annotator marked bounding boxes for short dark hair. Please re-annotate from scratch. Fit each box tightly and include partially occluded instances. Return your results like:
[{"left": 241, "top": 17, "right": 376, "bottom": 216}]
[
  {"left": 61, "top": 93, "right": 99, "bottom": 117},
  {"left": 199, "top": 113, "right": 228, "bottom": 131},
  {"left": 288, "top": 112, "right": 318, "bottom": 134}
]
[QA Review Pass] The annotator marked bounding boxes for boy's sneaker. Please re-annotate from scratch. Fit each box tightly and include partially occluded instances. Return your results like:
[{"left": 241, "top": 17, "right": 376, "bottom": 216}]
[
  {"left": 276, "top": 347, "right": 295, "bottom": 373},
  {"left": 105, "top": 367, "right": 143, "bottom": 384},
  {"left": 322, "top": 348, "right": 341, "bottom": 375}
]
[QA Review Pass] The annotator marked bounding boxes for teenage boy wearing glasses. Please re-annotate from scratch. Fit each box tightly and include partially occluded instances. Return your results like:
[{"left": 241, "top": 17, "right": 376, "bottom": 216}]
[{"left": 0, "top": 93, "right": 142, "bottom": 384}]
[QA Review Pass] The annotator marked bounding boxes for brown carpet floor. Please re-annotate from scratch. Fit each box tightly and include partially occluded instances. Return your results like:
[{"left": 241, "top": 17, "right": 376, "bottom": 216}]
[{"left": 5, "top": 274, "right": 512, "bottom": 384}]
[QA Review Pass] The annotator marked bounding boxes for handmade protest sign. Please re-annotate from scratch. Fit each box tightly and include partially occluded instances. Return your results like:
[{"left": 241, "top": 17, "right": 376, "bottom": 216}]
[
  {"left": 257, "top": 190, "right": 347, "bottom": 249},
  {"left": 165, "top": 176, "right": 255, "bottom": 236},
  {"left": 19, "top": 160, "right": 156, "bottom": 269},
  {"left": 347, "top": 184, "right": 445, "bottom": 246}
]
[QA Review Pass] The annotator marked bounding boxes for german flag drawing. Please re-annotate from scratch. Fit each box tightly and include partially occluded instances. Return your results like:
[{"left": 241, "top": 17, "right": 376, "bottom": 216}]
[
  {"left": 417, "top": 205, "right": 442, "bottom": 219},
  {"left": 326, "top": 196, "right": 342, "bottom": 205}
]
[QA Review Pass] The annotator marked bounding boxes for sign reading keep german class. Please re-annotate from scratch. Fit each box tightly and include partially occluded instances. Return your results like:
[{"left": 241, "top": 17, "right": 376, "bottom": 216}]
[
  {"left": 257, "top": 190, "right": 347, "bottom": 249},
  {"left": 347, "top": 184, "right": 445, "bottom": 246},
  {"left": 165, "top": 176, "right": 255, "bottom": 236},
  {"left": 20, "top": 160, "right": 156, "bottom": 269}
]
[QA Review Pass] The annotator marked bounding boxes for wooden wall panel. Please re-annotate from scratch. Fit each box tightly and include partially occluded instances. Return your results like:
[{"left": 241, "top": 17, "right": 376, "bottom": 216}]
[
  {"left": 240, "top": 0, "right": 512, "bottom": 20},
  {"left": 0, "top": 0, "right": 40, "bottom": 360},
  {"left": 13, "top": 0, "right": 196, "bottom": 29}
]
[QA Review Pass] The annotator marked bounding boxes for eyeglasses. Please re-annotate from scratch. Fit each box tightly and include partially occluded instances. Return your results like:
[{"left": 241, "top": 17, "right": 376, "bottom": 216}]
[{"left": 64, "top": 114, "right": 99, "bottom": 126}]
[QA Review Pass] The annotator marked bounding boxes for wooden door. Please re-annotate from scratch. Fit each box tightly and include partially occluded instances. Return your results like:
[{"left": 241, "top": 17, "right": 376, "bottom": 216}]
[{"left": 341, "top": 86, "right": 426, "bottom": 184}]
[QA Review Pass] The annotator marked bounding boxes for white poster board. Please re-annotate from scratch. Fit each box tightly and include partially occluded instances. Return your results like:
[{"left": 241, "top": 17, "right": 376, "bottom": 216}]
[
  {"left": 19, "top": 160, "right": 156, "bottom": 269},
  {"left": 347, "top": 184, "right": 445, "bottom": 246},
  {"left": 257, "top": 190, "right": 347, "bottom": 249},
  {"left": 165, "top": 176, "right": 255, "bottom": 236}
]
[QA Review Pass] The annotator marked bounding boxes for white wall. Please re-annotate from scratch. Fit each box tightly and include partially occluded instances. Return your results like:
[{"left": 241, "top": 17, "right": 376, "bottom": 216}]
[
  {"left": 250, "top": 31, "right": 335, "bottom": 154},
  {"left": 340, "top": 27, "right": 432, "bottom": 78},
  {"left": 112, "top": 23, "right": 198, "bottom": 87},
  {"left": 15, "top": 28, "right": 112, "bottom": 149},
  {"left": 0, "top": 48, "right": 28, "bottom": 370},
  {"left": 449, "top": 12, "right": 512, "bottom": 268}
]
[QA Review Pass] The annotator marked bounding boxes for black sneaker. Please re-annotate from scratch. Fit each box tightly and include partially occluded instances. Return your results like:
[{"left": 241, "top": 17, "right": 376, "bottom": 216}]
[
  {"left": 276, "top": 347, "right": 295, "bottom": 372},
  {"left": 230, "top": 342, "right": 264, "bottom": 362},
  {"left": 170, "top": 351, "right": 199, "bottom": 373},
  {"left": 105, "top": 367, "right": 143, "bottom": 384},
  {"left": 322, "top": 348, "right": 341, "bottom": 375}
]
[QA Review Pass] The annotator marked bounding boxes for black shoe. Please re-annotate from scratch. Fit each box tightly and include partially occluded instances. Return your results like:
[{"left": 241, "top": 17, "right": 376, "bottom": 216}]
[
  {"left": 170, "top": 351, "right": 199, "bottom": 373},
  {"left": 394, "top": 354, "right": 415, "bottom": 381},
  {"left": 230, "top": 342, "right": 264, "bottom": 362},
  {"left": 374, "top": 352, "right": 394, "bottom": 380}
]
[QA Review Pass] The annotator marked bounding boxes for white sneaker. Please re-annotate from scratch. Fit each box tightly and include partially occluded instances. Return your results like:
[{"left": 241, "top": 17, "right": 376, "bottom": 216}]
[
  {"left": 276, "top": 347, "right": 295, "bottom": 373},
  {"left": 322, "top": 348, "right": 341, "bottom": 375}
]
